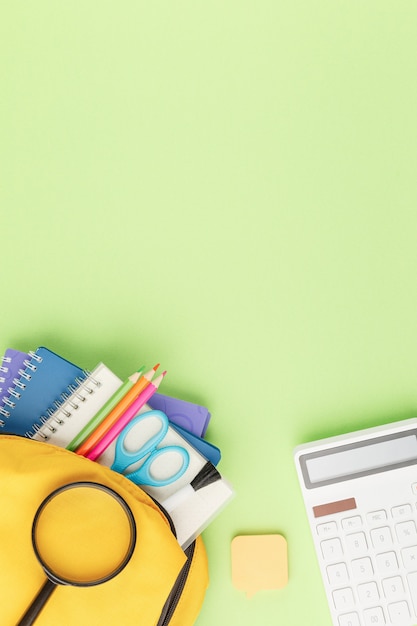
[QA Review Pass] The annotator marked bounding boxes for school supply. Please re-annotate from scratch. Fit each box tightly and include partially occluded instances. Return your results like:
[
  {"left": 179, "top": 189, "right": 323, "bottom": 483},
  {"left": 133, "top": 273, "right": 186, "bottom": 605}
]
[
  {"left": 66, "top": 369, "right": 143, "bottom": 452},
  {"left": 75, "top": 364, "right": 159, "bottom": 457},
  {"left": 97, "top": 408, "right": 234, "bottom": 550},
  {"left": 146, "top": 392, "right": 220, "bottom": 462},
  {"left": 85, "top": 371, "right": 166, "bottom": 461},
  {"left": 162, "top": 467, "right": 234, "bottom": 551},
  {"left": 18, "top": 481, "right": 137, "bottom": 626},
  {"left": 30, "top": 363, "right": 123, "bottom": 446},
  {"left": 161, "top": 461, "right": 221, "bottom": 513},
  {"left": 148, "top": 392, "right": 211, "bottom": 437},
  {"left": 0, "top": 347, "right": 85, "bottom": 436},
  {"left": 231, "top": 535, "right": 288, "bottom": 598},
  {"left": 294, "top": 418, "right": 417, "bottom": 626},
  {"left": 111, "top": 410, "right": 190, "bottom": 488},
  {"left": 0, "top": 434, "right": 209, "bottom": 626},
  {"left": 171, "top": 423, "right": 221, "bottom": 466},
  {"left": 0, "top": 348, "right": 28, "bottom": 408},
  {"left": 0, "top": 342, "right": 232, "bottom": 579}
]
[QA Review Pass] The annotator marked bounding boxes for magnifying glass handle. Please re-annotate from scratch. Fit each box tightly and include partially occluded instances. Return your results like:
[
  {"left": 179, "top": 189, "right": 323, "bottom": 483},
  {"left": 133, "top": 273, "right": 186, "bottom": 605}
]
[{"left": 17, "top": 579, "right": 56, "bottom": 626}]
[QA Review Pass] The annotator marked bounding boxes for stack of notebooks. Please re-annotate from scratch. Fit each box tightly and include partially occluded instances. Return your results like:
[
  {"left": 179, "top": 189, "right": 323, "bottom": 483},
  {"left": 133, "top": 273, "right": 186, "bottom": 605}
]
[{"left": 0, "top": 346, "right": 234, "bottom": 549}]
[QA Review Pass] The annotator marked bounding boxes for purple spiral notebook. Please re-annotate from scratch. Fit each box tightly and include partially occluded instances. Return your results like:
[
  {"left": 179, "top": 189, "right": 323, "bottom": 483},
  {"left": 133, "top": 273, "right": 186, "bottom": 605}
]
[{"left": 0, "top": 349, "right": 29, "bottom": 408}]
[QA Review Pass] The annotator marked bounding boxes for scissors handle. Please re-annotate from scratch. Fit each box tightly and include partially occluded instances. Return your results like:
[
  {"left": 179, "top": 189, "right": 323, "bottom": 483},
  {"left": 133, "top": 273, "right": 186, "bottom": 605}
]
[
  {"left": 127, "top": 445, "right": 190, "bottom": 487},
  {"left": 111, "top": 410, "right": 169, "bottom": 474}
]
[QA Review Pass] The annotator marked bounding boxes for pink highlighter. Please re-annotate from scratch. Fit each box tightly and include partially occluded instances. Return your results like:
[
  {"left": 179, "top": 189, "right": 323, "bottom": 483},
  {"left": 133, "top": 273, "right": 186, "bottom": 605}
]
[{"left": 86, "top": 372, "right": 166, "bottom": 461}]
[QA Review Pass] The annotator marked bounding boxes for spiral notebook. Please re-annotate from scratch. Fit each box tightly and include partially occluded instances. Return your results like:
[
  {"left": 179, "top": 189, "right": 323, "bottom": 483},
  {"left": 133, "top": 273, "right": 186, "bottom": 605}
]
[
  {"left": 31, "top": 362, "right": 123, "bottom": 446},
  {"left": 0, "top": 349, "right": 28, "bottom": 408},
  {"left": 0, "top": 347, "right": 89, "bottom": 437}
]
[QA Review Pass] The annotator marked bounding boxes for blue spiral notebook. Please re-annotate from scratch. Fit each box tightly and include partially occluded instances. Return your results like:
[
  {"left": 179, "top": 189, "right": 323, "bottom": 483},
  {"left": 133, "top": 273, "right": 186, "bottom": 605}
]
[{"left": 0, "top": 347, "right": 86, "bottom": 436}]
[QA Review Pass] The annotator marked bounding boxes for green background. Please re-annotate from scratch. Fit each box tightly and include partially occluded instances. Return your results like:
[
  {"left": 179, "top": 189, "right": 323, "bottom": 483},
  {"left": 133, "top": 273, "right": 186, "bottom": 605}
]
[{"left": 1, "top": 2, "right": 417, "bottom": 624}]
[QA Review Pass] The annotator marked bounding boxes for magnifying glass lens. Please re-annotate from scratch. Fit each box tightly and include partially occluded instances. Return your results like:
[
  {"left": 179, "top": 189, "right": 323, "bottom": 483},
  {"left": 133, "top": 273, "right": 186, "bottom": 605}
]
[{"left": 34, "top": 484, "right": 134, "bottom": 584}]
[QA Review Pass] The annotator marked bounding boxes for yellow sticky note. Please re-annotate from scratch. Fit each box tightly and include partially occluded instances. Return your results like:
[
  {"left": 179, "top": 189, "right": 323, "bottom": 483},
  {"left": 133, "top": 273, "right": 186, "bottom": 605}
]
[{"left": 231, "top": 534, "right": 288, "bottom": 598}]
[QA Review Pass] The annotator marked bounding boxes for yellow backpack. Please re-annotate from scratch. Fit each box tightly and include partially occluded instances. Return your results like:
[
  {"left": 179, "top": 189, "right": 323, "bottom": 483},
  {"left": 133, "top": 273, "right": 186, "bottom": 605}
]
[{"left": 0, "top": 435, "right": 209, "bottom": 626}]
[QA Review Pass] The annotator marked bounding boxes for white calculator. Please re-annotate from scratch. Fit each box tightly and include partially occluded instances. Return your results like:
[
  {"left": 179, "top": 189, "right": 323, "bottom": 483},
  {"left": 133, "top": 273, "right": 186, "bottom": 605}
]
[{"left": 294, "top": 418, "right": 417, "bottom": 626}]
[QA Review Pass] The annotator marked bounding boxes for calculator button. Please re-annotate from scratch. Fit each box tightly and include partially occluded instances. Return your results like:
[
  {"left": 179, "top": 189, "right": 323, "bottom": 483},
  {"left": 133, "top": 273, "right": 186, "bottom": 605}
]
[
  {"left": 396, "top": 520, "right": 417, "bottom": 544},
  {"left": 370, "top": 526, "right": 393, "bottom": 549},
  {"left": 351, "top": 557, "right": 374, "bottom": 580},
  {"left": 357, "top": 581, "right": 380, "bottom": 604},
  {"left": 387, "top": 601, "right": 411, "bottom": 623},
  {"left": 401, "top": 545, "right": 417, "bottom": 569},
  {"left": 327, "top": 562, "right": 349, "bottom": 586},
  {"left": 381, "top": 575, "right": 405, "bottom": 600},
  {"left": 367, "top": 510, "right": 387, "bottom": 525},
  {"left": 411, "top": 483, "right": 417, "bottom": 496},
  {"left": 406, "top": 571, "right": 417, "bottom": 615},
  {"left": 321, "top": 538, "right": 344, "bottom": 561},
  {"left": 342, "top": 516, "right": 362, "bottom": 531},
  {"left": 363, "top": 606, "right": 385, "bottom": 625},
  {"left": 391, "top": 504, "right": 412, "bottom": 518},
  {"left": 317, "top": 521, "right": 338, "bottom": 536},
  {"left": 375, "top": 551, "right": 399, "bottom": 574},
  {"left": 345, "top": 532, "right": 368, "bottom": 556},
  {"left": 332, "top": 587, "right": 354, "bottom": 610},
  {"left": 338, "top": 612, "right": 360, "bottom": 626}
]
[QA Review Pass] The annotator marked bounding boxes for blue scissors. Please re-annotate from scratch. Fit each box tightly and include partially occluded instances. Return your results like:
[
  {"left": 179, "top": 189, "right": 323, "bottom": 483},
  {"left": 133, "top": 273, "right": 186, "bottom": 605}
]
[{"left": 110, "top": 410, "right": 190, "bottom": 487}]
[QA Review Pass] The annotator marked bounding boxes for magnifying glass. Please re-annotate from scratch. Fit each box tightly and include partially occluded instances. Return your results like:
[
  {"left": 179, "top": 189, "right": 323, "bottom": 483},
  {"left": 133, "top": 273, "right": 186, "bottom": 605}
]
[{"left": 18, "top": 481, "right": 137, "bottom": 626}]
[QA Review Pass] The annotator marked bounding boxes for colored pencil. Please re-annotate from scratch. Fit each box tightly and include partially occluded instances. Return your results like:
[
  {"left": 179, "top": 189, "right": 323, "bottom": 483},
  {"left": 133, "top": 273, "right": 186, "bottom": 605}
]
[
  {"left": 75, "top": 364, "right": 159, "bottom": 457},
  {"left": 86, "top": 371, "right": 166, "bottom": 461},
  {"left": 66, "top": 368, "right": 144, "bottom": 452}
]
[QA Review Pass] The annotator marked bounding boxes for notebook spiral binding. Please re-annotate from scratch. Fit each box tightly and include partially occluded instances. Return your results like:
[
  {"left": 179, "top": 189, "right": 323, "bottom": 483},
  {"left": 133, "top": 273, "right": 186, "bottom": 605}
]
[
  {"left": 0, "top": 355, "right": 11, "bottom": 389},
  {"left": 0, "top": 351, "right": 44, "bottom": 419},
  {"left": 0, "top": 351, "right": 94, "bottom": 431},
  {"left": 25, "top": 371, "right": 101, "bottom": 440}
]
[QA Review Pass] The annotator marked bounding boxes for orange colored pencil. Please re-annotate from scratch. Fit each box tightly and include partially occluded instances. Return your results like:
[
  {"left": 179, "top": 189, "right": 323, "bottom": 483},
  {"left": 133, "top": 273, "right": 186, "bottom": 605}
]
[{"left": 75, "top": 364, "right": 159, "bottom": 457}]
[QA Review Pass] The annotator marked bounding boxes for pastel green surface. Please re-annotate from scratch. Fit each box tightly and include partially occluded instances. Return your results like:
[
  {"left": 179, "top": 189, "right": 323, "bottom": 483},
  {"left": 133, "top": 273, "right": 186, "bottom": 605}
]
[{"left": 1, "top": 2, "right": 417, "bottom": 625}]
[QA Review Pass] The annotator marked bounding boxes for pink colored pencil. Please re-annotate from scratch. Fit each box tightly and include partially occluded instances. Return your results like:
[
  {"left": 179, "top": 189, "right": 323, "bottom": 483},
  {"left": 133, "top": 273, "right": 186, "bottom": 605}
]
[{"left": 86, "top": 371, "right": 166, "bottom": 462}]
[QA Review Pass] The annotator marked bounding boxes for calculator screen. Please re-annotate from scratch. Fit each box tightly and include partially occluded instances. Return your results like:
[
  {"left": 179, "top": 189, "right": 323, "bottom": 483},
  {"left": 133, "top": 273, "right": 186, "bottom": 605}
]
[{"left": 300, "top": 430, "right": 417, "bottom": 488}]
